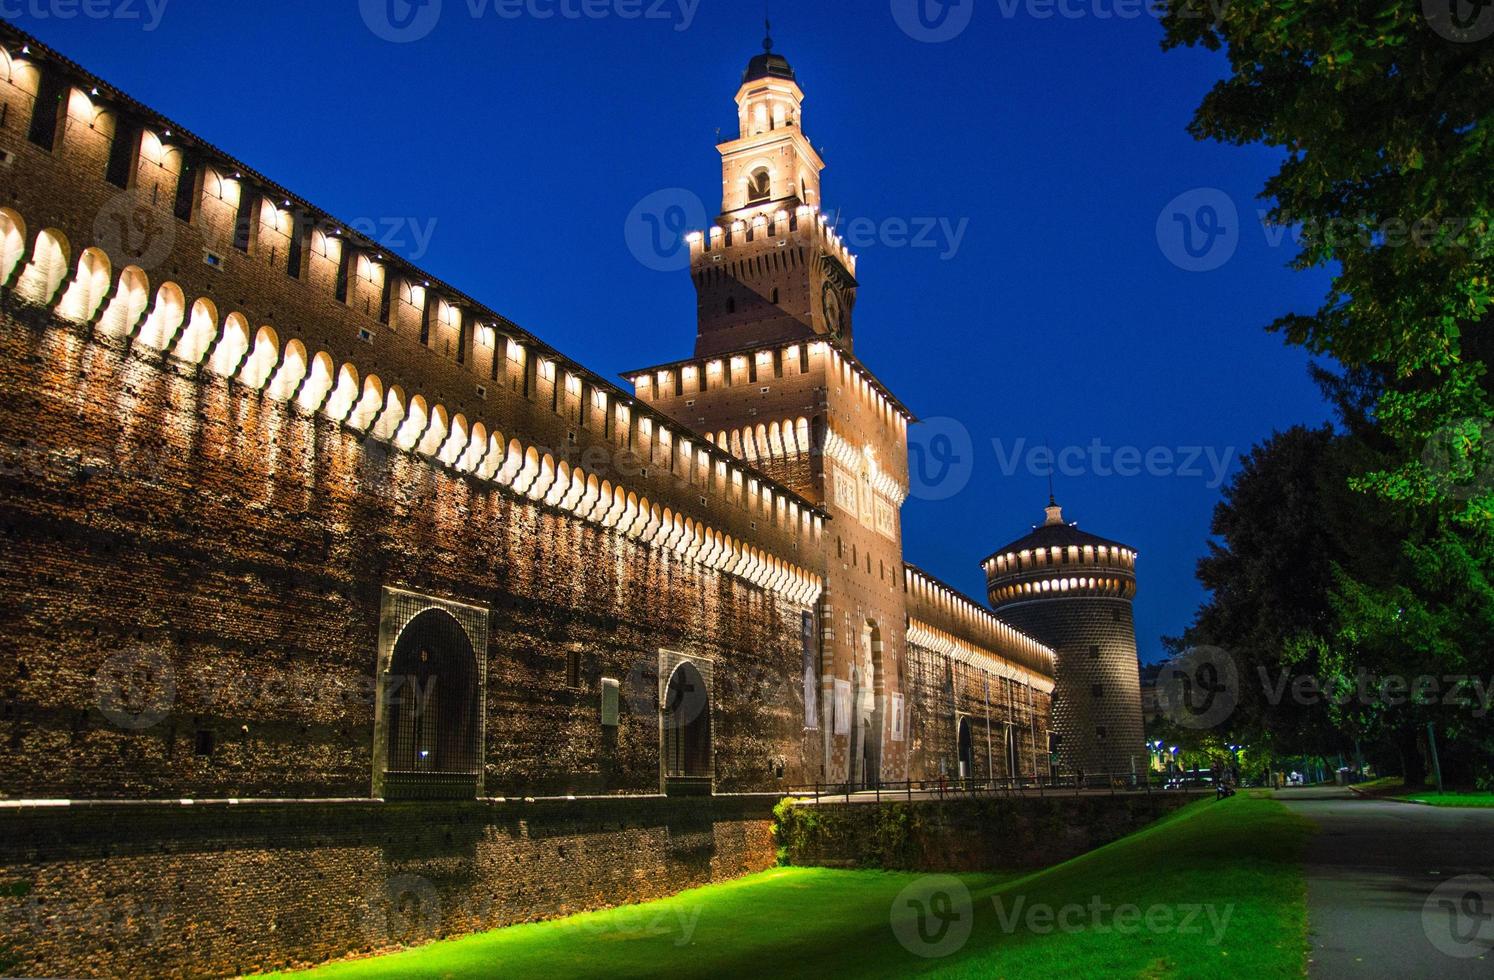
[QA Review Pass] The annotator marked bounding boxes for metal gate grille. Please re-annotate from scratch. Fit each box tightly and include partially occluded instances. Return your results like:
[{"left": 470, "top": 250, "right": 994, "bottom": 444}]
[
  {"left": 376, "top": 590, "right": 489, "bottom": 801},
  {"left": 660, "top": 655, "right": 712, "bottom": 796}
]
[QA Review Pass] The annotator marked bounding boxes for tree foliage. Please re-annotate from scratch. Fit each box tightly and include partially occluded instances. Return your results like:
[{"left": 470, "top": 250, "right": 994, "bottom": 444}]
[{"left": 1161, "top": 3, "right": 1494, "bottom": 784}]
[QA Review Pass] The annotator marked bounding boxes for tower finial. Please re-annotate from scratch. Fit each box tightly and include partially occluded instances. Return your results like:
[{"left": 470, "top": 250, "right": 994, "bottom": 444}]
[{"left": 764, "top": 16, "right": 774, "bottom": 52}]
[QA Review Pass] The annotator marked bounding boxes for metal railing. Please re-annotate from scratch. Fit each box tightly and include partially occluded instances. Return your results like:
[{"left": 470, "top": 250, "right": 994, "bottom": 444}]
[{"left": 785, "top": 772, "right": 1217, "bottom": 804}]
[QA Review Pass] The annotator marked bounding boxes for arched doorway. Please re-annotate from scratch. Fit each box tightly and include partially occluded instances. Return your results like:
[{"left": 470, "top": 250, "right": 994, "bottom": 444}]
[
  {"left": 851, "top": 621, "right": 885, "bottom": 790},
  {"left": 662, "top": 661, "right": 712, "bottom": 796},
  {"left": 957, "top": 717, "right": 974, "bottom": 780},
  {"left": 382, "top": 608, "right": 482, "bottom": 800}
]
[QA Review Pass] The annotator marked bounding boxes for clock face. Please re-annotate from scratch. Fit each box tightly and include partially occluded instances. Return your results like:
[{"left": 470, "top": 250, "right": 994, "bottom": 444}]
[{"left": 821, "top": 281, "right": 845, "bottom": 339}]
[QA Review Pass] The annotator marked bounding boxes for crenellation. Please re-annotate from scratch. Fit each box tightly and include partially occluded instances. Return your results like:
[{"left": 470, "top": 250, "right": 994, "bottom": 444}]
[{"left": 690, "top": 204, "right": 857, "bottom": 277}]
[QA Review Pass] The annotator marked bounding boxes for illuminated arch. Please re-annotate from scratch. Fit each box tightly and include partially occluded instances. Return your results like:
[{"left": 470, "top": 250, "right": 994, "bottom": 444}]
[
  {"left": 240, "top": 326, "right": 281, "bottom": 390},
  {"left": 496, "top": 439, "right": 524, "bottom": 486},
  {"left": 171, "top": 298, "right": 219, "bottom": 365},
  {"left": 545, "top": 460, "right": 571, "bottom": 508},
  {"left": 371, "top": 385, "right": 407, "bottom": 442},
  {"left": 135, "top": 282, "right": 185, "bottom": 351},
  {"left": 560, "top": 468, "right": 586, "bottom": 512},
  {"left": 56, "top": 247, "right": 111, "bottom": 323},
  {"left": 297, "top": 352, "right": 337, "bottom": 414},
  {"left": 208, "top": 312, "right": 250, "bottom": 377},
  {"left": 395, "top": 394, "right": 431, "bottom": 452},
  {"left": 16, "top": 228, "right": 70, "bottom": 305},
  {"left": 746, "top": 166, "right": 772, "bottom": 204},
  {"left": 0, "top": 208, "right": 26, "bottom": 287},
  {"left": 345, "top": 373, "right": 384, "bottom": 431},
  {"left": 415, "top": 401, "right": 449, "bottom": 457},
  {"left": 512, "top": 447, "right": 541, "bottom": 496},
  {"left": 266, "top": 339, "right": 309, "bottom": 402},
  {"left": 528, "top": 453, "right": 556, "bottom": 503},
  {"left": 95, "top": 265, "right": 149, "bottom": 339},
  {"left": 476, "top": 430, "right": 507, "bottom": 481}
]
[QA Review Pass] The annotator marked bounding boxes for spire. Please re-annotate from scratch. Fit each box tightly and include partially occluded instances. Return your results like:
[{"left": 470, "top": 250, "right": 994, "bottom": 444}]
[{"left": 764, "top": 17, "right": 774, "bottom": 52}]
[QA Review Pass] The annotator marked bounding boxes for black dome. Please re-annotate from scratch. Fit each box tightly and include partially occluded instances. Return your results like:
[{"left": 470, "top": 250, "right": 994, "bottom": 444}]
[
  {"left": 744, "top": 27, "right": 795, "bottom": 83},
  {"left": 984, "top": 501, "right": 1132, "bottom": 563},
  {"left": 743, "top": 50, "right": 795, "bottom": 83}
]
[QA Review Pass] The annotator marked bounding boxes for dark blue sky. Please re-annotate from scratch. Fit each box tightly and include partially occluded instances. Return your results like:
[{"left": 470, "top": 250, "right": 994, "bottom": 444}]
[{"left": 10, "top": 1, "right": 1334, "bottom": 661}]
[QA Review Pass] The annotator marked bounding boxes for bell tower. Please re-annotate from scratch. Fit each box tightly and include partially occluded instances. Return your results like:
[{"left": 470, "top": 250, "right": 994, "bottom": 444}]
[
  {"left": 691, "top": 25, "right": 859, "bottom": 358},
  {"left": 630, "top": 33, "right": 912, "bottom": 791}
]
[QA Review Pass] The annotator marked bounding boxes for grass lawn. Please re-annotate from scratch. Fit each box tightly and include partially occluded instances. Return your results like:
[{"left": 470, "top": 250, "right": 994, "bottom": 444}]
[
  {"left": 1399, "top": 790, "right": 1494, "bottom": 808},
  {"left": 268, "top": 794, "right": 1312, "bottom": 980}
]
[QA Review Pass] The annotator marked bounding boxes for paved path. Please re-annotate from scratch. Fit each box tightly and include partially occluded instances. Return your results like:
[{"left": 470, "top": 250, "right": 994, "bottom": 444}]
[{"left": 1277, "top": 786, "right": 1494, "bottom": 978}]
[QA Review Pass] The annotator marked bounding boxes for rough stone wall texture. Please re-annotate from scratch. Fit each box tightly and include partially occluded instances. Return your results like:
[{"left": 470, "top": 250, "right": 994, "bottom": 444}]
[
  {"left": 994, "top": 597, "right": 1145, "bottom": 776},
  {"left": 0, "top": 304, "right": 820, "bottom": 800},
  {"left": 902, "top": 642, "right": 1050, "bottom": 782},
  {"left": 0, "top": 796, "right": 778, "bottom": 979},
  {"left": 778, "top": 792, "right": 1204, "bottom": 872}
]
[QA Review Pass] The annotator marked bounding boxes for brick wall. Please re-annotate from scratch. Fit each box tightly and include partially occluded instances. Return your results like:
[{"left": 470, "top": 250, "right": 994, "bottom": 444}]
[
  {"left": 0, "top": 303, "right": 823, "bottom": 800},
  {"left": 777, "top": 792, "right": 1204, "bottom": 872},
  {"left": 0, "top": 795, "right": 778, "bottom": 979}
]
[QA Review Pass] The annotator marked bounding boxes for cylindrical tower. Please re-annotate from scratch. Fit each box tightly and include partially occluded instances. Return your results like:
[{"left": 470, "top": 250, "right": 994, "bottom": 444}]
[{"left": 983, "top": 499, "right": 1145, "bottom": 777}]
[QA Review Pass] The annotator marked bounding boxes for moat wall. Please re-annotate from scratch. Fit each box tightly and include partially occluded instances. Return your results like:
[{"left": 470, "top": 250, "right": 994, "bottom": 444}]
[
  {"left": 776, "top": 793, "right": 1207, "bottom": 872},
  {"left": 0, "top": 795, "right": 777, "bottom": 979}
]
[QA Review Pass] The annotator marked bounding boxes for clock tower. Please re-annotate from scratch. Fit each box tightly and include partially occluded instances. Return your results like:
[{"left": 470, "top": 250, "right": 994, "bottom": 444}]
[
  {"left": 630, "top": 32, "right": 912, "bottom": 791},
  {"left": 692, "top": 27, "right": 859, "bottom": 359}
]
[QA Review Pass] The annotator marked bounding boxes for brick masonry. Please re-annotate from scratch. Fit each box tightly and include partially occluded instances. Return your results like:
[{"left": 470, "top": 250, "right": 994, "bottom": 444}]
[
  {"left": 0, "top": 795, "right": 777, "bottom": 979},
  {"left": 778, "top": 792, "right": 1206, "bottom": 873}
]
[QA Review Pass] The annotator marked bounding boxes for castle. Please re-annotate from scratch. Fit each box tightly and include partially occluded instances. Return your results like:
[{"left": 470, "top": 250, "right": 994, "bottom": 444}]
[{"left": 0, "top": 23, "right": 1144, "bottom": 977}]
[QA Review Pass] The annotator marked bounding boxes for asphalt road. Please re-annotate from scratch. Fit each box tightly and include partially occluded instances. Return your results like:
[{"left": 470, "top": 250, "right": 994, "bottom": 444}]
[{"left": 1277, "top": 786, "right": 1494, "bottom": 978}]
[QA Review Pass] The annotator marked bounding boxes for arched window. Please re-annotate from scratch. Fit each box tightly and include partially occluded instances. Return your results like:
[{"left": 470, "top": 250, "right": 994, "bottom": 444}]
[
  {"left": 746, "top": 167, "right": 771, "bottom": 205},
  {"left": 382, "top": 609, "right": 482, "bottom": 800},
  {"left": 662, "top": 660, "right": 712, "bottom": 795}
]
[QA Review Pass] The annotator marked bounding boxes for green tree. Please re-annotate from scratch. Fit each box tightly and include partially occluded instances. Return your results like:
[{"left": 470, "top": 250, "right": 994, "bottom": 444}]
[
  {"left": 1162, "top": 0, "right": 1494, "bottom": 786},
  {"left": 1161, "top": 1, "right": 1494, "bottom": 515}
]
